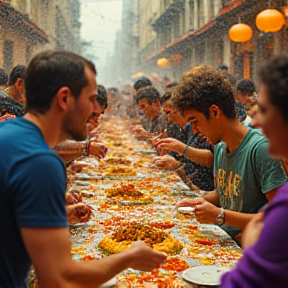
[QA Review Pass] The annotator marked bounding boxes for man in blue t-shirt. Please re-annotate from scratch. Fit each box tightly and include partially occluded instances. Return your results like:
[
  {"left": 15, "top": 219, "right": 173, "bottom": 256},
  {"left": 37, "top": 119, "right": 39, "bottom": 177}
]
[
  {"left": 174, "top": 65, "right": 287, "bottom": 241},
  {"left": 0, "top": 51, "right": 166, "bottom": 288}
]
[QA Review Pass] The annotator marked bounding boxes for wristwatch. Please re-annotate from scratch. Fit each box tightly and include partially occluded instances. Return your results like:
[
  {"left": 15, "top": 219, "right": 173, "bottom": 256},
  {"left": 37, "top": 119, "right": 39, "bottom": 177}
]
[{"left": 216, "top": 208, "right": 225, "bottom": 226}]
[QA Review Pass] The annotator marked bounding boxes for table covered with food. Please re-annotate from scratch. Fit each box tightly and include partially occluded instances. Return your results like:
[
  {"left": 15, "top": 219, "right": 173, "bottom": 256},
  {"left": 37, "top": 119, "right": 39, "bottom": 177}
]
[{"left": 67, "top": 117, "right": 242, "bottom": 287}]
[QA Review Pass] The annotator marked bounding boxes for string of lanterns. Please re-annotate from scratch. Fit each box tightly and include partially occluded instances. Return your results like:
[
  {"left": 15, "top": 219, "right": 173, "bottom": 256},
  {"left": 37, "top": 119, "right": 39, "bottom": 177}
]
[
  {"left": 156, "top": 6, "right": 286, "bottom": 66},
  {"left": 229, "top": 7, "right": 285, "bottom": 43}
]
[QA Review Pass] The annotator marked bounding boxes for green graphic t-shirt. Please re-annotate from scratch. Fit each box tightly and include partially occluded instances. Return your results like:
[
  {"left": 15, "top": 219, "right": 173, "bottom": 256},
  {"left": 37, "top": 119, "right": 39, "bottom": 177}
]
[{"left": 214, "top": 129, "right": 287, "bottom": 221}]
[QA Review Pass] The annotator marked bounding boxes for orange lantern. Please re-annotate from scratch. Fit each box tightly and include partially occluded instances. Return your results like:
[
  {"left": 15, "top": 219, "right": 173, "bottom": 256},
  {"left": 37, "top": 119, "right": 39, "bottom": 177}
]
[
  {"left": 256, "top": 9, "right": 285, "bottom": 33},
  {"left": 229, "top": 23, "right": 253, "bottom": 42},
  {"left": 171, "top": 54, "right": 182, "bottom": 63},
  {"left": 157, "top": 58, "right": 169, "bottom": 67}
]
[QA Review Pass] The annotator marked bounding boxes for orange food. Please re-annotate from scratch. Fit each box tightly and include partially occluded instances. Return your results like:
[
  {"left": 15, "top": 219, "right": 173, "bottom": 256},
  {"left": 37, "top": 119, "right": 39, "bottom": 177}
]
[
  {"left": 195, "top": 238, "right": 217, "bottom": 246},
  {"left": 162, "top": 257, "right": 189, "bottom": 272},
  {"left": 149, "top": 221, "right": 175, "bottom": 229},
  {"left": 81, "top": 255, "right": 95, "bottom": 260}
]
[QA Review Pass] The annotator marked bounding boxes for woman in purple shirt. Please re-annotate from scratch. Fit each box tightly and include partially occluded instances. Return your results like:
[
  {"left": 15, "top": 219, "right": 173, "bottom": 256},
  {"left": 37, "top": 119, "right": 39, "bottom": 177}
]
[{"left": 221, "top": 56, "right": 288, "bottom": 287}]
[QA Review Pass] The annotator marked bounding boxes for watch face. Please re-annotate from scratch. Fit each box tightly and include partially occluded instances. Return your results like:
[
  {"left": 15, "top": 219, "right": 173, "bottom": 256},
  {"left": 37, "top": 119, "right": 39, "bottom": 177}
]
[{"left": 216, "top": 215, "right": 224, "bottom": 225}]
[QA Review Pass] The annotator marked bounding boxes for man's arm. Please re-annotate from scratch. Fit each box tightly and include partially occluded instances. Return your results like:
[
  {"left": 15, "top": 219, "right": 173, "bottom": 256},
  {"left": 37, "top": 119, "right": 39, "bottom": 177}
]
[
  {"left": 156, "top": 138, "right": 214, "bottom": 167},
  {"left": 265, "top": 187, "right": 279, "bottom": 201},
  {"left": 177, "top": 191, "right": 254, "bottom": 231},
  {"left": 184, "top": 147, "right": 214, "bottom": 167},
  {"left": 202, "top": 189, "right": 219, "bottom": 206},
  {"left": 21, "top": 228, "right": 166, "bottom": 288},
  {"left": 54, "top": 141, "right": 87, "bottom": 163},
  {"left": 222, "top": 210, "right": 257, "bottom": 231}
]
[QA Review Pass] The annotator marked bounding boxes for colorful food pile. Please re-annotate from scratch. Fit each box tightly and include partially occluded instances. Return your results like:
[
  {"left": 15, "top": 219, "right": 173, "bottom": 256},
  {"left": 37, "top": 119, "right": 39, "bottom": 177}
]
[
  {"left": 101, "top": 157, "right": 132, "bottom": 166},
  {"left": 98, "top": 223, "right": 183, "bottom": 255},
  {"left": 104, "top": 166, "right": 137, "bottom": 176},
  {"left": 105, "top": 182, "right": 152, "bottom": 204},
  {"left": 162, "top": 257, "right": 190, "bottom": 272}
]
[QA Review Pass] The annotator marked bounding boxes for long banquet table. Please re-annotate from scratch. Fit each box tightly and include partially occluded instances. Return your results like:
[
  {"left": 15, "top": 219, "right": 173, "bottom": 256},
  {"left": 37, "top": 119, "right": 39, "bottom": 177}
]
[{"left": 68, "top": 117, "right": 242, "bottom": 288}]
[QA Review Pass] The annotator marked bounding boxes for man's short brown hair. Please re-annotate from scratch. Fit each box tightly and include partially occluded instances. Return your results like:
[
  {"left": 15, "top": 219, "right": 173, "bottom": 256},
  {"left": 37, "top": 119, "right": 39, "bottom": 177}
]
[{"left": 25, "top": 50, "right": 96, "bottom": 114}]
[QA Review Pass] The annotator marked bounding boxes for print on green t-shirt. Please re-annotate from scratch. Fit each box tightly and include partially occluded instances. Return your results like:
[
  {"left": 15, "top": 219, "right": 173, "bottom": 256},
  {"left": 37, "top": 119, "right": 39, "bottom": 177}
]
[{"left": 214, "top": 129, "right": 287, "bottom": 214}]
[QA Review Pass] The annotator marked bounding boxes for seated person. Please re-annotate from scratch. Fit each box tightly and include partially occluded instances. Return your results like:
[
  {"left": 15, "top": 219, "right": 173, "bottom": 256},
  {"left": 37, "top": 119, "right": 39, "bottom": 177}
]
[
  {"left": 133, "top": 77, "right": 153, "bottom": 130},
  {"left": 0, "top": 68, "right": 8, "bottom": 90},
  {"left": 170, "top": 65, "right": 287, "bottom": 243},
  {"left": 235, "top": 78, "right": 256, "bottom": 109},
  {"left": 155, "top": 92, "right": 214, "bottom": 191},
  {"left": 134, "top": 86, "right": 167, "bottom": 140},
  {"left": 0, "top": 65, "right": 26, "bottom": 119},
  {"left": 54, "top": 85, "right": 108, "bottom": 163},
  {"left": 221, "top": 55, "right": 288, "bottom": 288}
]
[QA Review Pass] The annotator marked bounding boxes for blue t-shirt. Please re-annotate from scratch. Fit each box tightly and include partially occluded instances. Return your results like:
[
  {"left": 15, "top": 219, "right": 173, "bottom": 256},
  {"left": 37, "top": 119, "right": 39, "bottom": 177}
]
[{"left": 0, "top": 118, "right": 68, "bottom": 288}]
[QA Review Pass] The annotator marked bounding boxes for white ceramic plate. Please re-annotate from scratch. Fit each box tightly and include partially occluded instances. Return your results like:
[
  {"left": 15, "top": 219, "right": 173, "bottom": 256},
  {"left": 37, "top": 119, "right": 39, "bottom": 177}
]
[
  {"left": 178, "top": 206, "right": 195, "bottom": 214},
  {"left": 182, "top": 265, "right": 230, "bottom": 286}
]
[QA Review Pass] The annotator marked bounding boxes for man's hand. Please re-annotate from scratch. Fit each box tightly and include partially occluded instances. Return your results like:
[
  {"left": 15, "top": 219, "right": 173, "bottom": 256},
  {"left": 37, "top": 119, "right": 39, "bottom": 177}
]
[
  {"left": 87, "top": 115, "right": 100, "bottom": 132},
  {"left": 89, "top": 142, "right": 108, "bottom": 158},
  {"left": 175, "top": 197, "right": 204, "bottom": 208},
  {"left": 153, "top": 155, "right": 181, "bottom": 170},
  {"left": 241, "top": 212, "right": 264, "bottom": 249},
  {"left": 176, "top": 198, "right": 220, "bottom": 224},
  {"left": 67, "top": 203, "right": 93, "bottom": 225},
  {"left": 155, "top": 138, "right": 185, "bottom": 155},
  {"left": 65, "top": 190, "right": 82, "bottom": 205},
  {"left": 127, "top": 241, "right": 167, "bottom": 271},
  {"left": 133, "top": 126, "right": 151, "bottom": 140}
]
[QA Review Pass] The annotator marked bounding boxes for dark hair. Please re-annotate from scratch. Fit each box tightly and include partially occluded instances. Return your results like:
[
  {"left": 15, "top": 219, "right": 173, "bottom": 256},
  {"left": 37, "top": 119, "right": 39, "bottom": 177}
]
[
  {"left": 97, "top": 84, "right": 108, "bottom": 109},
  {"left": 259, "top": 55, "right": 288, "bottom": 122},
  {"left": 25, "top": 50, "right": 96, "bottom": 114},
  {"left": 160, "top": 92, "right": 172, "bottom": 105},
  {"left": 236, "top": 79, "right": 256, "bottom": 96},
  {"left": 172, "top": 65, "right": 236, "bottom": 119},
  {"left": 133, "top": 77, "right": 152, "bottom": 91},
  {"left": 0, "top": 68, "right": 8, "bottom": 86},
  {"left": 218, "top": 64, "right": 228, "bottom": 71},
  {"left": 165, "top": 82, "right": 178, "bottom": 89},
  {"left": 235, "top": 102, "right": 247, "bottom": 122},
  {"left": 8, "top": 65, "right": 26, "bottom": 86},
  {"left": 136, "top": 86, "right": 160, "bottom": 105},
  {"left": 107, "top": 87, "right": 119, "bottom": 94}
]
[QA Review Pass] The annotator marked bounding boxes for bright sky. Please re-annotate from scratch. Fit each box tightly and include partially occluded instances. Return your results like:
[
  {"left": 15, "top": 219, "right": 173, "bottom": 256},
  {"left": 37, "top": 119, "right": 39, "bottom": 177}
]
[{"left": 80, "top": 0, "right": 123, "bottom": 84}]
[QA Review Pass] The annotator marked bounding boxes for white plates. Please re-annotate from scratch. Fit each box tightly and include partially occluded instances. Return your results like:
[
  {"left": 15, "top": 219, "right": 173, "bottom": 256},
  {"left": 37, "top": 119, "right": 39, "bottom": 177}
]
[
  {"left": 178, "top": 206, "right": 195, "bottom": 214},
  {"left": 182, "top": 265, "right": 230, "bottom": 286}
]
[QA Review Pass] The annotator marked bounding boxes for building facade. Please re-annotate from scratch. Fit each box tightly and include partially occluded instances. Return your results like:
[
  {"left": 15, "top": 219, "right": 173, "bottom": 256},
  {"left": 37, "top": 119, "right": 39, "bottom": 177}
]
[
  {"left": 0, "top": 0, "right": 81, "bottom": 73},
  {"left": 117, "top": 0, "right": 288, "bottom": 84}
]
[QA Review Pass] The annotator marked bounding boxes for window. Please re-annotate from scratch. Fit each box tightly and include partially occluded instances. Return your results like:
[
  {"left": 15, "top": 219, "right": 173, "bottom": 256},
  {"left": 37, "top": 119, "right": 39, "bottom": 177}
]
[
  {"left": 209, "top": 0, "right": 215, "bottom": 18},
  {"left": 189, "top": 0, "right": 195, "bottom": 28}
]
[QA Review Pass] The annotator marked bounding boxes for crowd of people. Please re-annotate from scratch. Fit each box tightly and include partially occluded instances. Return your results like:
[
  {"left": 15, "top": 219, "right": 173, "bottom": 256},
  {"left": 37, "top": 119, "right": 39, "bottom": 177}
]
[{"left": 0, "top": 49, "right": 288, "bottom": 287}]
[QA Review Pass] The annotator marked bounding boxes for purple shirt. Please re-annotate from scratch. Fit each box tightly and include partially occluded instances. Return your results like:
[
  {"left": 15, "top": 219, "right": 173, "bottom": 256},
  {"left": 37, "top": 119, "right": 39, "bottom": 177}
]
[{"left": 221, "top": 183, "right": 288, "bottom": 288}]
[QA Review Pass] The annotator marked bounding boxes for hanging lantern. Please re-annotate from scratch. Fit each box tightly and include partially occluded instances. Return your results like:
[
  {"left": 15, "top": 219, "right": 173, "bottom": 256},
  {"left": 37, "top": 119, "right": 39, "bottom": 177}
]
[
  {"left": 256, "top": 9, "right": 285, "bottom": 33},
  {"left": 157, "top": 58, "right": 169, "bottom": 67},
  {"left": 229, "top": 23, "right": 253, "bottom": 42},
  {"left": 171, "top": 54, "right": 182, "bottom": 64}
]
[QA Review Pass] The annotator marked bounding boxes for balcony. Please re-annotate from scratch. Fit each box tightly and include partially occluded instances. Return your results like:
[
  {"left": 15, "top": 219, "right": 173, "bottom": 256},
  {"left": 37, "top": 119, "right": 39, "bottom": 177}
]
[
  {"left": 151, "top": 0, "right": 185, "bottom": 31},
  {"left": 0, "top": 0, "right": 49, "bottom": 43}
]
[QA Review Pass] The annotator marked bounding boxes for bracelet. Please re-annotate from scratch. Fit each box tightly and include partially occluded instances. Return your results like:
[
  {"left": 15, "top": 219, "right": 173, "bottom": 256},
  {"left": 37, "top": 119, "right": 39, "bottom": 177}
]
[{"left": 183, "top": 145, "right": 189, "bottom": 157}]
